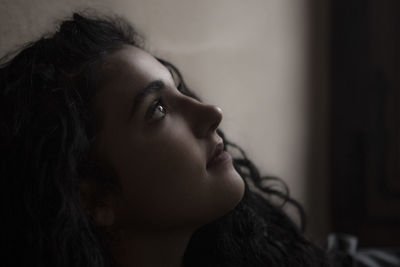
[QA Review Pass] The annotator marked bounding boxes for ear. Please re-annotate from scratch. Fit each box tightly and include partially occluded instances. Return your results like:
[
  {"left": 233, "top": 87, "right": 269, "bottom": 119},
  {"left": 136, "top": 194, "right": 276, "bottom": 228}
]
[
  {"left": 93, "top": 205, "right": 115, "bottom": 227},
  {"left": 77, "top": 180, "right": 116, "bottom": 227}
]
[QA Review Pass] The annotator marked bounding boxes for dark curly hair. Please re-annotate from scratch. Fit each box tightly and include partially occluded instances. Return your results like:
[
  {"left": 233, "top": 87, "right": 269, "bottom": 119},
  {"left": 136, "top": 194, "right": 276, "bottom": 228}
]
[{"left": 0, "top": 10, "right": 328, "bottom": 267}]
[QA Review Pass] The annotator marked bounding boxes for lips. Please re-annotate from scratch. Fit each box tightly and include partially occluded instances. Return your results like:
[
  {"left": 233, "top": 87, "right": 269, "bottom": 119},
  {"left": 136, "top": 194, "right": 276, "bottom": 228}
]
[{"left": 206, "top": 142, "right": 225, "bottom": 168}]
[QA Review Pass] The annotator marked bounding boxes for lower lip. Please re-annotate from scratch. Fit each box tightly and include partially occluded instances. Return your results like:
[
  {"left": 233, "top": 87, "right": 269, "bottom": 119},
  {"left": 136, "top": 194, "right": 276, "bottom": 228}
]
[{"left": 207, "top": 151, "right": 232, "bottom": 169}]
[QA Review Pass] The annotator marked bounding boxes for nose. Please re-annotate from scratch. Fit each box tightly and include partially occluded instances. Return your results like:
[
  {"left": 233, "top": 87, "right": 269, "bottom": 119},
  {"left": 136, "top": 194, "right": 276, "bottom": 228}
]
[{"left": 183, "top": 97, "right": 223, "bottom": 139}]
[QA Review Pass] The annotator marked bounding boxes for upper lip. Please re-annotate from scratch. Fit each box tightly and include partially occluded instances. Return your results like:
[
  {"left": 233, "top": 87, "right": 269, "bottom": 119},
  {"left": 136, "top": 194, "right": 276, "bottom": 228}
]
[{"left": 206, "top": 141, "right": 224, "bottom": 168}]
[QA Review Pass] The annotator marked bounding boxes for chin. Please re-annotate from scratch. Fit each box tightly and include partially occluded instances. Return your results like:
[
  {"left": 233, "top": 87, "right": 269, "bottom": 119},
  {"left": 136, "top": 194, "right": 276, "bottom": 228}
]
[
  {"left": 180, "top": 170, "right": 245, "bottom": 229},
  {"left": 208, "top": 172, "right": 245, "bottom": 223},
  {"left": 226, "top": 172, "right": 246, "bottom": 210}
]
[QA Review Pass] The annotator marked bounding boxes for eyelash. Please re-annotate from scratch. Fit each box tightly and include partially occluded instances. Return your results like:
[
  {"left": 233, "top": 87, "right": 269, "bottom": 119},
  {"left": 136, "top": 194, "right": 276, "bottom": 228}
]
[
  {"left": 145, "top": 83, "right": 182, "bottom": 123},
  {"left": 147, "top": 98, "right": 167, "bottom": 122}
]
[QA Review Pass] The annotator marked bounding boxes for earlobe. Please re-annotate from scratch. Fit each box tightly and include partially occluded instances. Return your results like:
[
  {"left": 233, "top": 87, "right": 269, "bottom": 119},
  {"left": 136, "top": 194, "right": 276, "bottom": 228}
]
[
  {"left": 94, "top": 206, "right": 115, "bottom": 227},
  {"left": 77, "top": 180, "right": 116, "bottom": 227}
]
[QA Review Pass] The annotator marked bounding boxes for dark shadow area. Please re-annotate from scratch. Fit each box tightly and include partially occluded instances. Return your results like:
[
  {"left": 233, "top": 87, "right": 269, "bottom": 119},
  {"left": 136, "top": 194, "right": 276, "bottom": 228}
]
[{"left": 329, "top": 0, "right": 400, "bottom": 247}]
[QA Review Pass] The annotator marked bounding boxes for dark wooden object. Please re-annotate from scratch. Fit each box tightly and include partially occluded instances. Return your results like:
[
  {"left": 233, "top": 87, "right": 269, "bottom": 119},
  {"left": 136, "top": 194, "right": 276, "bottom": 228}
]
[{"left": 331, "top": 0, "right": 400, "bottom": 247}]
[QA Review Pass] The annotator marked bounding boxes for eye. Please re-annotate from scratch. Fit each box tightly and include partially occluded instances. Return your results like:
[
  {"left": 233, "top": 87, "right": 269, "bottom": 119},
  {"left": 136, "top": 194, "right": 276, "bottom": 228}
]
[
  {"left": 146, "top": 98, "right": 167, "bottom": 122},
  {"left": 176, "top": 82, "right": 183, "bottom": 92}
]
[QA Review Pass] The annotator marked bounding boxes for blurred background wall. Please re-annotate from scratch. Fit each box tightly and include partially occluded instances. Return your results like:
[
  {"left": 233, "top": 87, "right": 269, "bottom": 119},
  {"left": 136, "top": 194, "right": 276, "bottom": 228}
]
[{"left": 0, "top": 0, "right": 331, "bottom": 242}]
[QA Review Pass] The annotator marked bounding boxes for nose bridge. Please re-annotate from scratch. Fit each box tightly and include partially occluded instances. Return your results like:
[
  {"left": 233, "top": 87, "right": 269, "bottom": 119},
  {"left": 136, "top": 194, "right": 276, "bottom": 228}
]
[{"left": 182, "top": 96, "right": 223, "bottom": 138}]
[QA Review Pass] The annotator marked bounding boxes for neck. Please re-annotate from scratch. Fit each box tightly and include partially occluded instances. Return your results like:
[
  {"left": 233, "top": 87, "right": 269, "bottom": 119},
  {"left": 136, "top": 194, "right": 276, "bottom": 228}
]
[{"left": 109, "top": 227, "right": 193, "bottom": 267}]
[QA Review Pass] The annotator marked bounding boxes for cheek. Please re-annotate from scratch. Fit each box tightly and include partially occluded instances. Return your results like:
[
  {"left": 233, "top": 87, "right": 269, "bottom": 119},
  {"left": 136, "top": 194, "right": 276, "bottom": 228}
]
[
  {"left": 107, "top": 120, "right": 244, "bottom": 230},
  {"left": 112, "top": 128, "right": 210, "bottom": 226},
  {"left": 127, "top": 125, "right": 205, "bottom": 187}
]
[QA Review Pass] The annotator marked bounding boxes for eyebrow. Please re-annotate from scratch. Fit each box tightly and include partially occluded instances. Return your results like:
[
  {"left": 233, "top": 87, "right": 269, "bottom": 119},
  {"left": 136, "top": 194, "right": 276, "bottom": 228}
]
[{"left": 130, "top": 80, "right": 165, "bottom": 118}]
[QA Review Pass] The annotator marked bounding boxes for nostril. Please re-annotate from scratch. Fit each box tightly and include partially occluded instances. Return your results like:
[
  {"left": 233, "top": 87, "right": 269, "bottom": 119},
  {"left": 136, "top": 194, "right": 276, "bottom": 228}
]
[
  {"left": 206, "top": 106, "right": 222, "bottom": 133},
  {"left": 209, "top": 121, "right": 219, "bottom": 133}
]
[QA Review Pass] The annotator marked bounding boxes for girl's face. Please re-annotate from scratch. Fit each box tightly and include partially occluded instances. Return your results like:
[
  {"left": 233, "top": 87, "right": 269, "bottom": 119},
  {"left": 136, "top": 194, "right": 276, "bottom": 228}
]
[{"left": 93, "top": 45, "right": 244, "bottom": 232}]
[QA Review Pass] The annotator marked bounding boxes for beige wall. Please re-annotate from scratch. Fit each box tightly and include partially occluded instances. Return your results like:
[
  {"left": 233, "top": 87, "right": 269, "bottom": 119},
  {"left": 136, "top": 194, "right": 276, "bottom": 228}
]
[{"left": 0, "top": 0, "right": 331, "bottom": 241}]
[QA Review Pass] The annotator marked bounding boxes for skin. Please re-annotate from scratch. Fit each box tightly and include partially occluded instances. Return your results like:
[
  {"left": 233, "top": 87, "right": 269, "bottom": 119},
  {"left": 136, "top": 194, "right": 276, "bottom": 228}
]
[{"left": 85, "top": 45, "right": 245, "bottom": 267}]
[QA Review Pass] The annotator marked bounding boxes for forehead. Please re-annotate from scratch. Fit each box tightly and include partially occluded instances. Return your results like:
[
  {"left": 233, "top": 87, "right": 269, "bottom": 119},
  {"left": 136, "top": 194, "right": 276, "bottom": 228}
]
[
  {"left": 100, "top": 45, "right": 171, "bottom": 86},
  {"left": 92, "top": 45, "right": 173, "bottom": 124}
]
